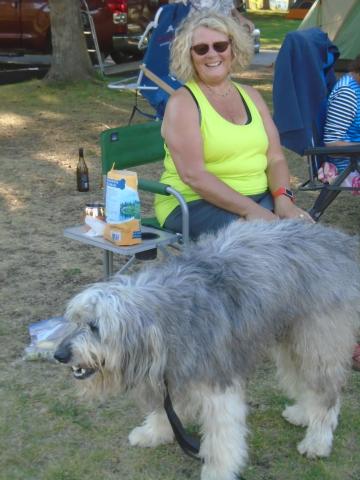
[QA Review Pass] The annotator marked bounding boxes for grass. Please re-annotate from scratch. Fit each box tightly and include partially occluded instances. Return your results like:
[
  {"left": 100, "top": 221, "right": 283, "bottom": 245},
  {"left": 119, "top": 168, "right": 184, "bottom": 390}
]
[
  {"left": 1, "top": 18, "right": 359, "bottom": 480},
  {"left": 247, "top": 10, "right": 302, "bottom": 49}
]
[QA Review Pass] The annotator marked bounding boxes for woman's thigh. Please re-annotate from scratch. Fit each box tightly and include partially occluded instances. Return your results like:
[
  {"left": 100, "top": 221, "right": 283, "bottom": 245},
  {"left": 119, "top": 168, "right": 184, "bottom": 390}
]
[
  {"left": 163, "top": 193, "right": 274, "bottom": 240},
  {"left": 164, "top": 200, "right": 238, "bottom": 239}
]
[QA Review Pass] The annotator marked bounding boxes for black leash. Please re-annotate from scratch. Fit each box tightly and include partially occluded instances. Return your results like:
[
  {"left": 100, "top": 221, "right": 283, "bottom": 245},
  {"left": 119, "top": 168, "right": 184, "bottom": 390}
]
[
  {"left": 164, "top": 386, "right": 201, "bottom": 460},
  {"left": 163, "top": 385, "right": 247, "bottom": 480}
]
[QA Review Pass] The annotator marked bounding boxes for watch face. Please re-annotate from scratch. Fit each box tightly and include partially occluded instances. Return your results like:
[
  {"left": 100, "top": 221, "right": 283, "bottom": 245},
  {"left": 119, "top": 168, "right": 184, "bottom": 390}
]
[
  {"left": 284, "top": 189, "right": 295, "bottom": 201},
  {"left": 273, "top": 187, "right": 295, "bottom": 201}
]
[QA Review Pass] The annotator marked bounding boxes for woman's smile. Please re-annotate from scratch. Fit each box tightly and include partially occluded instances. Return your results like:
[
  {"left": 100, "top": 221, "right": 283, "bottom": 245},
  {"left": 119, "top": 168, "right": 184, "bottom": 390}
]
[{"left": 205, "top": 61, "right": 222, "bottom": 67}]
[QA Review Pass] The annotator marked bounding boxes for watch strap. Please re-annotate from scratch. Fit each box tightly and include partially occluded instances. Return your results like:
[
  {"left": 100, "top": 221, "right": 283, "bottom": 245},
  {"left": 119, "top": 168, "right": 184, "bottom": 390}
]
[{"left": 272, "top": 187, "right": 295, "bottom": 202}]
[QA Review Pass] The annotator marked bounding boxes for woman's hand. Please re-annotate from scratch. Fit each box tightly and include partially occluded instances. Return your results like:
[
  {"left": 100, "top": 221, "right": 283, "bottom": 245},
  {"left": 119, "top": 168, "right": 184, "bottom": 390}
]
[
  {"left": 274, "top": 196, "right": 315, "bottom": 223},
  {"left": 244, "top": 204, "right": 278, "bottom": 222}
]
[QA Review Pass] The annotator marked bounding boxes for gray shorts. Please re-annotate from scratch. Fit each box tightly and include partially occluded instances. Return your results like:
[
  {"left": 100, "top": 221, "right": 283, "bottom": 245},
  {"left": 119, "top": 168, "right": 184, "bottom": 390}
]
[{"left": 163, "top": 191, "right": 274, "bottom": 240}]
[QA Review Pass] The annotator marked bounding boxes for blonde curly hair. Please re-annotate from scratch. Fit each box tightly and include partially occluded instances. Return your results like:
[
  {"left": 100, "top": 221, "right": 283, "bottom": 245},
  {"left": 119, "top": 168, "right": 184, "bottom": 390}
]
[{"left": 170, "top": 10, "right": 253, "bottom": 83}]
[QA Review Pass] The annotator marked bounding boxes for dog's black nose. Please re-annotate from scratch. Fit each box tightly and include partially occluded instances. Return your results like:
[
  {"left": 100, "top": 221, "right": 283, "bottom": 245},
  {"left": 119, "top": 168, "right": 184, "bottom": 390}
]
[{"left": 54, "top": 343, "right": 72, "bottom": 364}]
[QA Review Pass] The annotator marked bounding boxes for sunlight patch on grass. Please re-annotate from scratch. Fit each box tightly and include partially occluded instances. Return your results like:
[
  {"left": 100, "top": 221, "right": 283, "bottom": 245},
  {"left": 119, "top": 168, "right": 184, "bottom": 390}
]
[
  {"left": 38, "top": 93, "right": 62, "bottom": 104},
  {"left": 0, "top": 182, "right": 26, "bottom": 211},
  {"left": 0, "top": 112, "right": 29, "bottom": 128},
  {"left": 37, "top": 110, "right": 68, "bottom": 120}
]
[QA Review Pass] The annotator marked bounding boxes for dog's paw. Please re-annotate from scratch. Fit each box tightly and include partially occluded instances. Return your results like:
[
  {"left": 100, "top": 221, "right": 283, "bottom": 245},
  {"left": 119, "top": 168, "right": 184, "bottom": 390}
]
[
  {"left": 297, "top": 434, "right": 332, "bottom": 458},
  {"left": 282, "top": 404, "right": 308, "bottom": 427},
  {"left": 128, "top": 424, "right": 174, "bottom": 448},
  {"left": 201, "top": 464, "right": 241, "bottom": 480}
]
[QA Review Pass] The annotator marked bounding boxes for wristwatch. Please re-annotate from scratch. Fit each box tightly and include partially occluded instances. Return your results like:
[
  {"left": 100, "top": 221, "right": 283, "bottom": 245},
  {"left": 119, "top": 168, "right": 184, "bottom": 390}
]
[{"left": 272, "top": 187, "right": 295, "bottom": 202}]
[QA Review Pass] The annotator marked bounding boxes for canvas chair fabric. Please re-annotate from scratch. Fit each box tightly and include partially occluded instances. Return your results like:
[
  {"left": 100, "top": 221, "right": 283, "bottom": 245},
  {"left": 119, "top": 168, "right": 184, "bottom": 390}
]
[
  {"left": 138, "top": 2, "right": 190, "bottom": 118},
  {"left": 108, "top": 2, "right": 190, "bottom": 120}
]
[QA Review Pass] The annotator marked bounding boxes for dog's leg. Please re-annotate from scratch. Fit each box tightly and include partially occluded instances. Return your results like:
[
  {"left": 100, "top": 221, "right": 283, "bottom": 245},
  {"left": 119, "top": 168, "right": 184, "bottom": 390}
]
[
  {"left": 297, "top": 394, "right": 340, "bottom": 458},
  {"left": 273, "top": 345, "right": 310, "bottom": 427},
  {"left": 129, "top": 410, "right": 174, "bottom": 448},
  {"left": 198, "top": 382, "right": 248, "bottom": 480},
  {"left": 289, "top": 311, "right": 353, "bottom": 458}
]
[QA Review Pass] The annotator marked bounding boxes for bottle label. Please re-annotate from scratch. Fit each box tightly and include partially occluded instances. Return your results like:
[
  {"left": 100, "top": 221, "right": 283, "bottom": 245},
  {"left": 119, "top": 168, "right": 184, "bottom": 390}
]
[{"left": 79, "top": 174, "right": 89, "bottom": 190}]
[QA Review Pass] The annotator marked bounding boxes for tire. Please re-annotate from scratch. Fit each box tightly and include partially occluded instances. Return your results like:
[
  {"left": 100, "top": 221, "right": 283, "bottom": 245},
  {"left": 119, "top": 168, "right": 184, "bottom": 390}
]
[{"left": 110, "top": 50, "right": 144, "bottom": 65}]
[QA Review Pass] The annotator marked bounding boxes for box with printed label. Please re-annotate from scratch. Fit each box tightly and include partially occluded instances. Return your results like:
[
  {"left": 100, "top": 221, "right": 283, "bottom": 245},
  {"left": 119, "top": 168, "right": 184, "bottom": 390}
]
[{"left": 104, "top": 169, "right": 141, "bottom": 246}]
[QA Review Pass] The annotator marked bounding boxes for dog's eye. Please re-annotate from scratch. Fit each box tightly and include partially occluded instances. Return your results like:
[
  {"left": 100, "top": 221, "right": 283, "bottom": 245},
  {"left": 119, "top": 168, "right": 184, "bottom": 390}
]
[{"left": 88, "top": 322, "right": 99, "bottom": 334}]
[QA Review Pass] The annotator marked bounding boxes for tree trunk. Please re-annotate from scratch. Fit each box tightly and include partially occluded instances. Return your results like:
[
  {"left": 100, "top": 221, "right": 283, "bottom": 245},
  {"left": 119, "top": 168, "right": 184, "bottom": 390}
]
[{"left": 46, "top": 0, "right": 94, "bottom": 83}]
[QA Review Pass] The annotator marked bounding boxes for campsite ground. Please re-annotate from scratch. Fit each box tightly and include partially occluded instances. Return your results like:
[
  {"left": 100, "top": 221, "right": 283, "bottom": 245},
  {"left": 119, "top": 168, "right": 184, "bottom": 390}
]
[{"left": 1, "top": 58, "right": 360, "bottom": 480}]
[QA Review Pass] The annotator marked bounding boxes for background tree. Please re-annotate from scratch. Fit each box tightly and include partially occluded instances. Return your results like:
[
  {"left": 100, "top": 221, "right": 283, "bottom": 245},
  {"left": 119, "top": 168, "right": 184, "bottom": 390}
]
[{"left": 46, "top": 0, "right": 94, "bottom": 82}]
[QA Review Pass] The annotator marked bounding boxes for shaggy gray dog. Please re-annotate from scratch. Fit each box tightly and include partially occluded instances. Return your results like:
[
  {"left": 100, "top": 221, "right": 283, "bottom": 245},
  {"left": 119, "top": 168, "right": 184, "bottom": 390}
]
[{"left": 55, "top": 220, "right": 360, "bottom": 480}]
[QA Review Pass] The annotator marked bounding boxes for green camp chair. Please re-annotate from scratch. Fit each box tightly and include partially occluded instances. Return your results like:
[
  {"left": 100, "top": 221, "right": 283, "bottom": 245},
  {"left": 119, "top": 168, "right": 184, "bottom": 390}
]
[{"left": 64, "top": 121, "right": 189, "bottom": 277}]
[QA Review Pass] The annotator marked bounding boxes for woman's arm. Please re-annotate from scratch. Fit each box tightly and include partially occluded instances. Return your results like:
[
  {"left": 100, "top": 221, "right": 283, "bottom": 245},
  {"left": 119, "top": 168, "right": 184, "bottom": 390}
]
[
  {"left": 242, "top": 85, "right": 314, "bottom": 221},
  {"left": 162, "top": 87, "right": 277, "bottom": 221}
]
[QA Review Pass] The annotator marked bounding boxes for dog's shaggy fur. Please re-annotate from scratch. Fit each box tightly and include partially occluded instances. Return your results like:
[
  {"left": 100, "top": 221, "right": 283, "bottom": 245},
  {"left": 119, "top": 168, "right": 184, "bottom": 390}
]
[{"left": 55, "top": 220, "right": 360, "bottom": 480}]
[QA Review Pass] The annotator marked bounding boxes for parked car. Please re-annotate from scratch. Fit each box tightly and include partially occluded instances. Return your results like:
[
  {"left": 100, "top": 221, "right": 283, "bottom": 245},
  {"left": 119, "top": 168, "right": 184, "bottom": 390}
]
[
  {"left": 0, "top": 0, "right": 168, "bottom": 64},
  {"left": 285, "top": 0, "right": 315, "bottom": 20}
]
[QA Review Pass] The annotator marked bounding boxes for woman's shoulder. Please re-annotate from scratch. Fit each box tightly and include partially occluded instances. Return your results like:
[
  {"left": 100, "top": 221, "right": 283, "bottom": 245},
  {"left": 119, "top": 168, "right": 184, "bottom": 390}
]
[
  {"left": 330, "top": 77, "right": 358, "bottom": 103},
  {"left": 334, "top": 74, "right": 359, "bottom": 92},
  {"left": 167, "top": 85, "right": 199, "bottom": 110},
  {"left": 163, "top": 85, "right": 201, "bottom": 130}
]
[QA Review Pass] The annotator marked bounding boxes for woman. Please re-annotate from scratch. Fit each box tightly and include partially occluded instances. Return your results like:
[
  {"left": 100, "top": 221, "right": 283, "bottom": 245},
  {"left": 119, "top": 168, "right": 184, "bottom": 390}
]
[
  {"left": 171, "top": 0, "right": 255, "bottom": 32},
  {"left": 154, "top": 11, "right": 313, "bottom": 239},
  {"left": 191, "top": 0, "right": 255, "bottom": 32},
  {"left": 323, "top": 54, "right": 360, "bottom": 179},
  {"left": 323, "top": 55, "right": 360, "bottom": 373}
]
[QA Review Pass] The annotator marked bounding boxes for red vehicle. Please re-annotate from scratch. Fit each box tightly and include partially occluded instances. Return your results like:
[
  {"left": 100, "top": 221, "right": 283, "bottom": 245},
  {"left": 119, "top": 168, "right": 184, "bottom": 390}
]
[
  {"left": 0, "top": 0, "right": 167, "bottom": 63},
  {"left": 285, "top": 0, "right": 315, "bottom": 20}
]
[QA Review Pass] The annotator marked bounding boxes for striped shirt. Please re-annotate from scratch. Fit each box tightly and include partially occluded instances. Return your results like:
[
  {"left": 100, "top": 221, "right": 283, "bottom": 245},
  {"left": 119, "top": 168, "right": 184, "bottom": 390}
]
[{"left": 324, "top": 74, "right": 360, "bottom": 171}]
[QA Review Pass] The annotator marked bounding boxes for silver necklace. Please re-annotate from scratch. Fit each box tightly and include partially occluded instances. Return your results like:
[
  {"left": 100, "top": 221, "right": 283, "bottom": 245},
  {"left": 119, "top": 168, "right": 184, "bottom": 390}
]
[{"left": 203, "top": 82, "right": 233, "bottom": 98}]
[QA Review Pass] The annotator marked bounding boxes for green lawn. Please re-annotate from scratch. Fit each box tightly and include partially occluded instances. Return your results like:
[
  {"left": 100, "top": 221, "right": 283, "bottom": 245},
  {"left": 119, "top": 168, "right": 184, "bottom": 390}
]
[{"left": 247, "top": 10, "right": 301, "bottom": 49}]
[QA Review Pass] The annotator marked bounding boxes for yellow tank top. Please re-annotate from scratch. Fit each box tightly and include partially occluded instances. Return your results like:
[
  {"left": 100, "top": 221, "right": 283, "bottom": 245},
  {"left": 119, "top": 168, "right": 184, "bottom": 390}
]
[{"left": 154, "top": 80, "right": 269, "bottom": 226}]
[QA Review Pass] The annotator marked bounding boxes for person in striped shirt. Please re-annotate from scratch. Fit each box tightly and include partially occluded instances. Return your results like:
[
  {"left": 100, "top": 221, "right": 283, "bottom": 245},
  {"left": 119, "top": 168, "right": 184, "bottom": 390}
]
[
  {"left": 323, "top": 54, "right": 360, "bottom": 372},
  {"left": 323, "top": 54, "right": 360, "bottom": 173}
]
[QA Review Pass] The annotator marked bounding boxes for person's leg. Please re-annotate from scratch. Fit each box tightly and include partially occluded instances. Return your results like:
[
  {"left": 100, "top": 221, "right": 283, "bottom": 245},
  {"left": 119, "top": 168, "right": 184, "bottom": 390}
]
[
  {"left": 163, "top": 192, "right": 274, "bottom": 241},
  {"left": 253, "top": 191, "right": 274, "bottom": 211},
  {"left": 164, "top": 199, "right": 239, "bottom": 240}
]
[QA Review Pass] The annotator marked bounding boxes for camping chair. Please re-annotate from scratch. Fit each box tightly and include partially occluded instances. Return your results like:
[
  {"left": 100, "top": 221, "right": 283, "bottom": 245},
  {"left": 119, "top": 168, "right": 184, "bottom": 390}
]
[
  {"left": 108, "top": 2, "right": 190, "bottom": 122},
  {"left": 64, "top": 121, "right": 189, "bottom": 278},
  {"left": 273, "top": 28, "right": 360, "bottom": 221}
]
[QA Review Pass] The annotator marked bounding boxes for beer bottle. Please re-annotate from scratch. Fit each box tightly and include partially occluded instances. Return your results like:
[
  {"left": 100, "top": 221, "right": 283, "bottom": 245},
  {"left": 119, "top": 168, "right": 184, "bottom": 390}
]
[{"left": 76, "top": 147, "right": 89, "bottom": 192}]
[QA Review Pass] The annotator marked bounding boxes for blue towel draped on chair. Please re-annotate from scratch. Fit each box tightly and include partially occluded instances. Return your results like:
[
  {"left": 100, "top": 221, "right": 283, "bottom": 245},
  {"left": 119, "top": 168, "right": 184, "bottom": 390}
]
[{"left": 273, "top": 28, "right": 339, "bottom": 156}]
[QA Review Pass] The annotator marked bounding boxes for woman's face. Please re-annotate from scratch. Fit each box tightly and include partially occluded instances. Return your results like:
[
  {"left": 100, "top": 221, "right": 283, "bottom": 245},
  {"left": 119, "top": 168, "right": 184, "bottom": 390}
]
[{"left": 190, "top": 26, "right": 233, "bottom": 85}]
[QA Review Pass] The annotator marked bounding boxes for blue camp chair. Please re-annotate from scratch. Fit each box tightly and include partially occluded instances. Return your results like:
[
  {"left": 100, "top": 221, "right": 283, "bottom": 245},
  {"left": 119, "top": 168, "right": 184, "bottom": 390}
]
[
  {"left": 273, "top": 28, "right": 360, "bottom": 221},
  {"left": 108, "top": 2, "right": 190, "bottom": 122}
]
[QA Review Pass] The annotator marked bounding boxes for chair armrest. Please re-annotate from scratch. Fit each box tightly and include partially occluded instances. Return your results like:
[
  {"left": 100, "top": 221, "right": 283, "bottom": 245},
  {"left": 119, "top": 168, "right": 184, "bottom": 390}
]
[
  {"left": 139, "top": 179, "right": 171, "bottom": 195},
  {"left": 304, "top": 145, "right": 360, "bottom": 157},
  {"left": 138, "top": 179, "right": 190, "bottom": 246}
]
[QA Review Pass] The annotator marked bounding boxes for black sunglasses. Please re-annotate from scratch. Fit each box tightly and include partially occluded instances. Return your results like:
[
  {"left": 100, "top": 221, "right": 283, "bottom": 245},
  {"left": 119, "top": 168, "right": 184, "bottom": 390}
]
[{"left": 191, "top": 40, "right": 231, "bottom": 56}]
